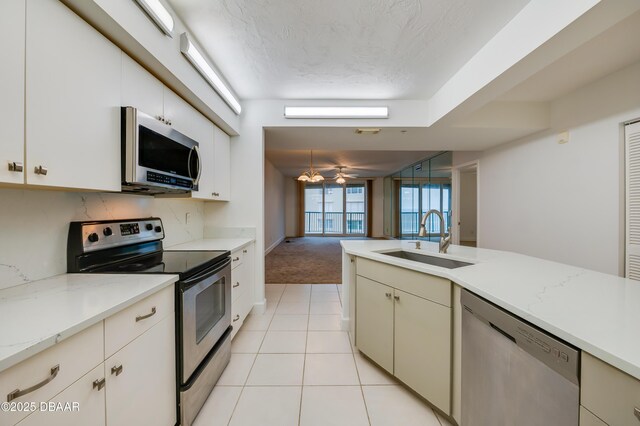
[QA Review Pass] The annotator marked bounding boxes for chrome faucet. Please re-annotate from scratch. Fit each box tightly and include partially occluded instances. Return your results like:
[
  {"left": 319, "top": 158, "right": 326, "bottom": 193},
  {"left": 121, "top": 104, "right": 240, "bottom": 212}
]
[{"left": 418, "top": 209, "right": 452, "bottom": 253}]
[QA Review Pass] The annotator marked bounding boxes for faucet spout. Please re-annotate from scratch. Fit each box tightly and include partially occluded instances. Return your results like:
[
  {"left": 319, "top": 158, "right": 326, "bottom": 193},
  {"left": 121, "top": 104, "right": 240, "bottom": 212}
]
[{"left": 418, "top": 209, "right": 452, "bottom": 253}]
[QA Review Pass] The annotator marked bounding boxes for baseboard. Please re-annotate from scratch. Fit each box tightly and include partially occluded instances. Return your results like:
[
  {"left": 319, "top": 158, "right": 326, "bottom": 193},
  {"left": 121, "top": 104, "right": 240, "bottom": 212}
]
[
  {"left": 253, "top": 298, "right": 267, "bottom": 315},
  {"left": 341, "top": 316, "right": 350, "bottom": 331},
  {"left": 264, "top": 236, "right": 285, "bottom": 255}
]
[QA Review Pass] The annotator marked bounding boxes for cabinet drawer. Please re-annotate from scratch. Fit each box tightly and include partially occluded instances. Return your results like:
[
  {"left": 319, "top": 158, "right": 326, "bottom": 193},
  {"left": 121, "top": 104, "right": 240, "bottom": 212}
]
[
  {"left": 231, "top": 250, "right": 244, "bottom": 270},
  {"left": 232, "top": 264, "right": 248, "bottom": 303},
  {"left": 104, "top": 286, "right": 173, "bottom": 358},
  {"left": 17, "top": 363, "right": 106, "bottom": 426},
  {"left": 581, "top": 352, "right": 640, "bottom": 426},
  {"left": 356, "top": 257, "right": 451, "bottom": 307},
  {"left": 0, "top": 323, "right": 103, "bottom": 425}
]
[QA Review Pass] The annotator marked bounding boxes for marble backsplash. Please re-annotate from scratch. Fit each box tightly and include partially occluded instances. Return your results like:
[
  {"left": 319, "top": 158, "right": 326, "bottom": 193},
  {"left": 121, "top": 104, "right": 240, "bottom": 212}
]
[{"left": 0, "top": 188, "right": 205, "bottom": 290}]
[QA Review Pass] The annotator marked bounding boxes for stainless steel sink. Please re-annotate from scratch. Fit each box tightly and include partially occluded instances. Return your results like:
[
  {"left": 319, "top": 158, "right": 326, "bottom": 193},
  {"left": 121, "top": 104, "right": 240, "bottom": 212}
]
[{"left": 380, "top": 250, "right": 473, "bottom": 269}]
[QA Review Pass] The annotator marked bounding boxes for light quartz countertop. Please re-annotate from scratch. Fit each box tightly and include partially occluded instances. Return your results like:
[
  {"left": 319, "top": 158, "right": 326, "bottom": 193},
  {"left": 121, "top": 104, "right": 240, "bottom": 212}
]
[
  {"left": 341, "top": 239, "right": 640, "bottom": 380},
  {"left": 168, "top": 238, "right": 254, "bottom": 252},
  {"left": 0, "top": 273, "right": 177, "bottom": 372}
]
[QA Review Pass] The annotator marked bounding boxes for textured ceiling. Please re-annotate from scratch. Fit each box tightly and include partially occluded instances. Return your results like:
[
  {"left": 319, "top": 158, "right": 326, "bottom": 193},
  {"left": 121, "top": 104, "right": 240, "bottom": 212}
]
[
  {"left": 265, "top": 149, "right": 437, "bottom": 177},
  {"left": 170, "top": 0, "right": 530, "bottom": 99}
]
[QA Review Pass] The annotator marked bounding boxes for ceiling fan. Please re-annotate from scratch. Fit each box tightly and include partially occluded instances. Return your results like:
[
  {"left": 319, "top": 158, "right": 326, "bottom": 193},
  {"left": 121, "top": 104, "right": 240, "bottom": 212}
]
[{"left": 333, "top": 166, "right": 358, "bottom": 184}]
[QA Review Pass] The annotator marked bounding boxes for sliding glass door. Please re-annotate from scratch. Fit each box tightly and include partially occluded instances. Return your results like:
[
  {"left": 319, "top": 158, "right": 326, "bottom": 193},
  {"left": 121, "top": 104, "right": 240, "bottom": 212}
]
[
  {"left": 305, "top": 183, "right": 366, "bottom": 236},
  {"left": 399, "top": 182, "right": 451, "bottom": 238}
]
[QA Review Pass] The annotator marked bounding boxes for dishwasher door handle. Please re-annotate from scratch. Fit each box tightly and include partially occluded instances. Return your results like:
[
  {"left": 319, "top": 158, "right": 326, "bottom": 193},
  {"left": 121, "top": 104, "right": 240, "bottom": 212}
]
[{"left": 490, "top": 322, "right": 516, "bottom": 343}]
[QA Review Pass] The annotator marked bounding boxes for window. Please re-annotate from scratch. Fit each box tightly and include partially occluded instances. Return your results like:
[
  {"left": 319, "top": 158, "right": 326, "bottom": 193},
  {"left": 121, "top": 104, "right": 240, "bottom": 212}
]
[
  {"left": 304, "top": 183, "right": 367, "bottom": 235},
  {"left": 400, "top": 182, "right": 451, "bottom": 237}
]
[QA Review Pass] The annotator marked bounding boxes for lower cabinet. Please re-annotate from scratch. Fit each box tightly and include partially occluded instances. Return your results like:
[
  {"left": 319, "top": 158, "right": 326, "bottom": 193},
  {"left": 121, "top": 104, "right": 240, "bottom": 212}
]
[
  {"left": 354, "top": 257, "right": 452, "bottom": 415},
  {"left": 4, "top": 287, "right": 176, "bottom": 426},
  {"left": 231, "top": 243, "right": 255, "bottom": 338},
  {"left": 105, "top": 315, "right": 176, "bottom": 426},
  {"left": 581, "top": 352, "right": 640, "bottom": 426}
]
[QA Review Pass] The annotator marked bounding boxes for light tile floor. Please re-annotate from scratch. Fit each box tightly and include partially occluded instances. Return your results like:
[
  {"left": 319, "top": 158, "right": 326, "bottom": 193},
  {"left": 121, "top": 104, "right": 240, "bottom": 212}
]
[{"left": 194, "top": 284, "right": 452, "bottom": 426}]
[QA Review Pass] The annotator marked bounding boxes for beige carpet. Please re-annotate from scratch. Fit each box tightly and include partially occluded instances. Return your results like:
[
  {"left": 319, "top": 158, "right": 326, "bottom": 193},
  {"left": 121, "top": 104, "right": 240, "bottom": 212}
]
[{"left": 266, "top": 237, "right": 362, "bottom": 284}]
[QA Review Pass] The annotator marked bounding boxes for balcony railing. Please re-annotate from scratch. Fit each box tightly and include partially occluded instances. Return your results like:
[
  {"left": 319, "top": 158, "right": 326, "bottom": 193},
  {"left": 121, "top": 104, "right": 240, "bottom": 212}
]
[
  {"left": 305, "top": 211, "right": 365, "bottom": 235},
  {"left": 400, "top": 211, "right": 450, "bottom": 235}
]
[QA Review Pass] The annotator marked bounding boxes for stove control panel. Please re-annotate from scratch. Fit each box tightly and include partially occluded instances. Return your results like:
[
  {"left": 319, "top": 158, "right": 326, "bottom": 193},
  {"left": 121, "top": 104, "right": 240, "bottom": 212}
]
[{"left": 72, "top": 218, "right": 165, "bottom": 253}]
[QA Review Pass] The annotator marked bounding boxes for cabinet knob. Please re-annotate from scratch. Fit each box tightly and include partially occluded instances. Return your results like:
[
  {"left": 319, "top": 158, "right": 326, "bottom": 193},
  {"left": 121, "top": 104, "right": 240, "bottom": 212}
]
[
  {"left": 385, "top": 292, "right": 392, "bottom": 299},
  {"left": 34, "top": 165, "right": 48, "bottom": 175},
  {"left": 110, "top": 364, "right": 123, "bottom": 376},
  {"left": 233, "top": 314, "right": 240, "bottom": 322},
  {"left": 92, "top": 378, "right": 106, "bottom": 391},
  {"left": 8, "top": 161, "right": 23, "bottom": 172},
  {"left": 394, "top": 295, "right": 400, "bottom": 301}
]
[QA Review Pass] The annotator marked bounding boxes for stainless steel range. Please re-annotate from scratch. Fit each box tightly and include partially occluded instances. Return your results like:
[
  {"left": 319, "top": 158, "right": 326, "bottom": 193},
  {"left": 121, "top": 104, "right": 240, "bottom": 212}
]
[{"left": 67, "top": 217, "right": 232, "bottom": 426}]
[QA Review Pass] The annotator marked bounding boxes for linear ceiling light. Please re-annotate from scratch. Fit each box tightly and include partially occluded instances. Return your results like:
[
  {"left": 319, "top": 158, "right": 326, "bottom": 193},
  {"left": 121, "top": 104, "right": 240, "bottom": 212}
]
[
  {"left": 134, "top": 0, "right": 174, "bottom": 36},
  {"left": 180, "top": 33, "right": 242, "bottom": 115},
  {"left": 284, "top": 106, "right": 388, "bottom": 119}
]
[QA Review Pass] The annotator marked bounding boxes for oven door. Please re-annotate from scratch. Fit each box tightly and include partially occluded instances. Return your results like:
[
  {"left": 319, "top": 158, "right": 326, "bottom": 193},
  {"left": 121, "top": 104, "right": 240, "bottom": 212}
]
[
  {"left": 122, "top": 107, "right": 201, "bottom": 192},
  {"left": 179, "top": 258, "right": 231, "bottom": 382}
]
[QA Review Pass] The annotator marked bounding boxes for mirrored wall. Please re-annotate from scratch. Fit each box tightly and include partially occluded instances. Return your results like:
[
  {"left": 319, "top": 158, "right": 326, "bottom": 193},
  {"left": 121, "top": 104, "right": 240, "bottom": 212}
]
[{"left": 383, "top": 152, "right": 452, "bottom": 240}]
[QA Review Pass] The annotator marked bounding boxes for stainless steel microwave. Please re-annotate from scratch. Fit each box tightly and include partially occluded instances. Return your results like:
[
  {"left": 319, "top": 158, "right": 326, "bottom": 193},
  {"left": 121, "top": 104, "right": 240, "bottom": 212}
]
[{"left": 121, "top": 106, "right": 201, "bottom": 195}]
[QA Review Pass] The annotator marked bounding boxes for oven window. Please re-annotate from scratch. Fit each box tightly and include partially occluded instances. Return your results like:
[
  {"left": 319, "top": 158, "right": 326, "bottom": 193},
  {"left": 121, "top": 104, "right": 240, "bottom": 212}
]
[
  {"left": 139, "top": 126, "right": 191, "bottom": 177},
  {"left": 195, "top": 277, "right": 226, "bottom": 344}
]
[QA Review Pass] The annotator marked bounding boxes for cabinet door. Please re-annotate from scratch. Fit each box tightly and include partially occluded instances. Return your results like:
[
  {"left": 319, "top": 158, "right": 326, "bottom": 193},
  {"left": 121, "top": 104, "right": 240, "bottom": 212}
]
[
  {"left": 163, "top": 88, "right": 214, "bottom": 199},
  {"left": 121, "top": 54, "right": 164, "bottom": 119},
  {"left": 212, "top": 126, "right": 231, "bottom": 201},
  {"left": 105, "top": 316, "right": 176, "bottom": 426},
  {"left": 355, "top": 276, "right": 394, "bottom": 373},
  {"left": 580, "top": 407, "right": 608, "bottom": 426},
  {"left": 0, "top": 0, "right": 25, "bottom": 185},
  {"left": 394, "top": 289, "right": 451, "bottom": 414},
  {"left": 17, "top": 364, "right": 106, "bottom": 426},
  {"left": 25, "top": 0, "right": 121, "bottom": 191}
]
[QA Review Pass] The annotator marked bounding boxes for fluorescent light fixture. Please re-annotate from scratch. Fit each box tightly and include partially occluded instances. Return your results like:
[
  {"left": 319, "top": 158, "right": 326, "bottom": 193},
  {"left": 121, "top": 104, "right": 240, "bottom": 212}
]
[
  {"left": 134, "top": 0, "right": 174, "bottom": 36},
  {"left": 284, "top": 106, "right": 388, "bottom": 119},
  {"left": 180, "top": 33, "right": 242, "bottom": 115}
]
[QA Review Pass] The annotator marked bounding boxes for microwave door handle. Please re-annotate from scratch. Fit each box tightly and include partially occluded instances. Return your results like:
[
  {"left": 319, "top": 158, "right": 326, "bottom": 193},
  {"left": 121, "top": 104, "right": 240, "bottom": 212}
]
[
  {"left": 187, "top": 147, "right": 194, "bottom": 181},
  {"left": 194, "top": 145, "right": 202, "bottom": 186}
]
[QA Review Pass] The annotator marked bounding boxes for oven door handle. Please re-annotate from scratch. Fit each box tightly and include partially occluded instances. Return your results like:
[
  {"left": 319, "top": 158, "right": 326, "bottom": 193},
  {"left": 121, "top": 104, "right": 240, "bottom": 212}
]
[{"left": 181, "top": 258, "right": 231, "bottom": 288}]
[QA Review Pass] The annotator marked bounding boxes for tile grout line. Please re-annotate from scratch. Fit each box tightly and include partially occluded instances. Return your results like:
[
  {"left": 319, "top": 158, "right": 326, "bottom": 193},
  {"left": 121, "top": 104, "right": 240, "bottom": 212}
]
[{"left": 297, "top": 288, "right": 312, "bottom": 426}]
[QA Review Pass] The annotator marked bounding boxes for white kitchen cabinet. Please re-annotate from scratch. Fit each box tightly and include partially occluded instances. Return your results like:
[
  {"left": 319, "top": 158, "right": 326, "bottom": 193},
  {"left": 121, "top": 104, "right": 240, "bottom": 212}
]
[
  {"left": 25, "top": 0, "right": 121, "bottom": 191},
  {"left": 354, "top": 257, "right": 452, "bottom": 415},
  {"left": 581, "top": 352, "right": 640, "bottom": 426},
  {"left": 212, "top": 126, "right": 231, "bottom": 201},
  {"left": 0, "top": 0, "right": 25, "bottom": 185},
  {"left": 580, "top": 407, "right": 608, "bottom": 426},
  {"left": 105, "top": 315, "right": 176, "bottom": 426},
  {"left": 121, "top": 54, "right": 164, "bottom": 120},
  {"left": 231, "top": 243, "right": 255, "bottom": 338},
  {"left": 394, "top": 289, "right": 451, "bottom": 413},
  {"left": 355, "top": 276, "right": 394, "bottom": 373},
  {"left": 17, "top": 364, "right": 106, "bottom": 426}
]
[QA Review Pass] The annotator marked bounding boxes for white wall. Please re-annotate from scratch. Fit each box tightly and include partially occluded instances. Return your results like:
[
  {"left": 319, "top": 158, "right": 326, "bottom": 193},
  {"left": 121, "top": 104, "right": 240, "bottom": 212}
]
[
  {"left": 264, "top": 159, "right": 286, "bottom": 253},
  {"left": 479, "top": 61, "right": 640, "bottom": 276},
  {"left": 285, "top": 178, "right": 298, "bottom": 237},
  {"left": 459, "top": 171, "right": 477, "bottom": 242},
  {"left": 0, "top": 188, "right": 204, "bottom": 290}
]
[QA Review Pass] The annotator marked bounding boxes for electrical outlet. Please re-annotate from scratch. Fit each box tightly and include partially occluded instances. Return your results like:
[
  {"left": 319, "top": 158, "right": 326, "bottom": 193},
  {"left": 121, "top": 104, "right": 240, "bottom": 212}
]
[
  {"left": 558, "top": 131, "right": 570, "bottom": 144},
  {"left": 185, "top": 212, "right": 191, "bottom": 224}
]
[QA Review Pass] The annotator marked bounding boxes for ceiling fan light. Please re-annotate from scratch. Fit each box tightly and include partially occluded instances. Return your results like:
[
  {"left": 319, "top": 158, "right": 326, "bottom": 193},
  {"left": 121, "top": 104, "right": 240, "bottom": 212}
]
[
  {"left": 336, "top": 176, "right": 346, "bottom": 184},
  {"left": 297, "top": 173, "right": 310, "bottom": 181}
]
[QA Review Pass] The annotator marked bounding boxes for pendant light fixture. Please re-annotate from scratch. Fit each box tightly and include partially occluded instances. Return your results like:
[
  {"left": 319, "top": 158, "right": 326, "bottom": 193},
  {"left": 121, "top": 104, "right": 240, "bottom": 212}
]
[{"left": 297, "top": 151, "right": 324, "bottom": 183}]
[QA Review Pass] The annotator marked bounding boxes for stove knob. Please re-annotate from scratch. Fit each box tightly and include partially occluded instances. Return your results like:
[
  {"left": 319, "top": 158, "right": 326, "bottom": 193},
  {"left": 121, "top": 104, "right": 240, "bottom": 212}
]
[
  {"left": 103, "top": 227, "right": 113, "bottom": 237},
  {"left": 88, "top": 233, "right": 99, "bottom": 243},
  {"left": 146, "top": 223, "right": 153, "bottom": 231},
  {"left": 155, "top": 226, "right": 162, "bottom": 233}
]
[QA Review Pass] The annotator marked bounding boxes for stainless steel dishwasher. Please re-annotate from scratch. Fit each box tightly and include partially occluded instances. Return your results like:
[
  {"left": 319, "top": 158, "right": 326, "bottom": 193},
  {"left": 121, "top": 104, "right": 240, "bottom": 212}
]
[{"left": 461, "top": 290, "right": 580, "bottom": 426}]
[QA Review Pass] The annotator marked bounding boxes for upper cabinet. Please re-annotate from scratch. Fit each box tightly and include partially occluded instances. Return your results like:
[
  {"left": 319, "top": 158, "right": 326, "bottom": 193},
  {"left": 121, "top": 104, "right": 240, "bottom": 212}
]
[
  {"left": 212, "top": 127, "right": 231, "bottom": 201},
  {"left": 121, "top": 54, "right": 164, "bottom": 120},
  {"left": 25, "top": 0, "right": 121, "bottom": 191},
  {"left": 0, "top": 0, "right": 25, "bottom": 185}
]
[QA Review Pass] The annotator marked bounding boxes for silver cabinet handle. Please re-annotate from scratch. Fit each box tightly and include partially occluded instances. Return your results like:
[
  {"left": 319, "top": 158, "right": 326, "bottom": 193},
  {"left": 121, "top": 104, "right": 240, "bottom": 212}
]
[
  {"left": 233, "top": 257, "right": 240, "bottom": 262},
  {"left": 110, "top": 364, "right": 123, "bottom": 376},
  {"left": 34, "top": 165, "right": 48, "bottom": 175},
  {"left": 634, "top": 407, "right": 640, "bottom": 421},
  {"left": 394, "top": 295, "right": 400, "bottom": 301},
  {"left": 385, "top": 292, "right": 392, "bottom": 299},
  {"left": 233, "top": 282, "right": 240, "bottom": 288},
  {"left": 7, "top": 365, "right": 60, "bottom": 402},
  {"left": 243, "top": 249, "right": 248, "bottom": 254},
  {"left": 8, "top": 162, "right": 23, "bottom": 172},
  {"left": 233, "top": 314, "right": 240, "bottom": 322},
  {"left": 92, "top": 378, "right": 106, "bottom": 391},
  {"left": 166, "top": 119, "right": 172, "bottom": 126},
  {"left": 156, "top": 115, "right": 164, "bottom": 122},
  {"left": 135, "top": 306, "right": 156, "bottom": 322},
  {"left": 212, "top": 192, "right": 220, "bottom": 197}
]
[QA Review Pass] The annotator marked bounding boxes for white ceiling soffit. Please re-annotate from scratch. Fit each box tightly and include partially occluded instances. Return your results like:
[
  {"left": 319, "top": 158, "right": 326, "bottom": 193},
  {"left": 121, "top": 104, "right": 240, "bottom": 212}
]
[
  {"left": 169, "top": 0, "right": 530, "bottom": 99},
  {"left": 265, "top": 149, "right": 438, "bottom": 178}
]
